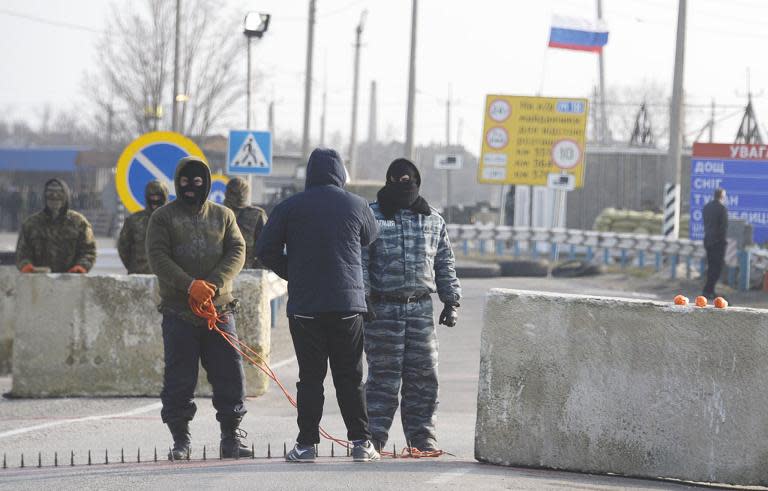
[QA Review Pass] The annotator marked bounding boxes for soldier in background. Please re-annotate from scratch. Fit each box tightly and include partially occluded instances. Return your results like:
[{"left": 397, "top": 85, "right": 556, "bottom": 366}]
[
  {"left": 117, "top": 180, "right": 169, "bottom": 274},
  {"left": 223, "top": 177, "right": 267, "bottom": 269},
  {"left": 16, "top": 179, "right": 96, "bottom": 274},
  {"left": 362, "top": 158, "right": 461, "bottom": 453}
]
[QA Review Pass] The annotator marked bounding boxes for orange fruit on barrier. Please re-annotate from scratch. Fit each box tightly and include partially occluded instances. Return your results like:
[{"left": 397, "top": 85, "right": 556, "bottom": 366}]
[
  {"left": 714, "top": 297, "right": 728, "bottom": 309},
  {"left": 673, "top": 295, "right": 689, "bottom": 306},
  {"left": 694, "top": 296, "right": 708, "bottom": 307}
]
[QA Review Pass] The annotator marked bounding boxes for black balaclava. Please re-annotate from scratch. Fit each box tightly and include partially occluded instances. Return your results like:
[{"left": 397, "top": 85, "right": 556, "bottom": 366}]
[
  {"left": 377, "top": 158, "right": 431, "bottom": 219},
  {"left": 44, "top": 180, "right": 67, "bottom": 217},
  {"left": 179, "top": 161, "right": 208, "bottom": 206}
]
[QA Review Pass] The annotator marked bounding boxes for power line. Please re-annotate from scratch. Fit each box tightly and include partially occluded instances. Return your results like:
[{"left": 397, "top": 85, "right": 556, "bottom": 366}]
[{"left": 0, "top": 8, "right": 102, "bottom": 34}]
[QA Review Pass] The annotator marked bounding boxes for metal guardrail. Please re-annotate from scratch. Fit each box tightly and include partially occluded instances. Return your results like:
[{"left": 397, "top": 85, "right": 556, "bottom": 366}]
[{"left": 447, "top": 225, "right": 766, "bottom": 291}]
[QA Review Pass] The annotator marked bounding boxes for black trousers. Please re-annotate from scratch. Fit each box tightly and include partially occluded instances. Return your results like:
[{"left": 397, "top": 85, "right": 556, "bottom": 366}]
[
  {"left": 288, "top": 313, "right": 371, "bottom": 445},
  {"left": 703, "top": 242, "right": 726, "bottom": 296},
  {"left": 160, "top": 313, "right": 247, "bottom": 424}
]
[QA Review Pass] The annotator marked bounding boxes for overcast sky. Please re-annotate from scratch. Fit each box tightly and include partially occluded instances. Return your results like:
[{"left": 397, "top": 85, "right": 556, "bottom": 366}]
[{"left": 2, "top": 0, "right": 768, "bottom": 152}]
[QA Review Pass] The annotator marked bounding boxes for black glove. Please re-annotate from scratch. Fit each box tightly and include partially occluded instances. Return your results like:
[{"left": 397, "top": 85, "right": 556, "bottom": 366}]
[
  {"left": 363, "top": 296, "right": 376, "bottom": 322},
  {"left": 438, "top": 303, "right": 458, "bottom": 327}
]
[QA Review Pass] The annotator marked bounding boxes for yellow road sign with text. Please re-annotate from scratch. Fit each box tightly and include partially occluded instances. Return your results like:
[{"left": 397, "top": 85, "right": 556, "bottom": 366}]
[{"left": 477, "top": 95, "right": 588, "bottom": 187}]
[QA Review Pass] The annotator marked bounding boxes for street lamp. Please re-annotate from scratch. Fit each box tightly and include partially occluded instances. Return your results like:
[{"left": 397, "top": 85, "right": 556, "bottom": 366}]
[{"left": 244, "top": 12, "right": 270, "bottom": 129}]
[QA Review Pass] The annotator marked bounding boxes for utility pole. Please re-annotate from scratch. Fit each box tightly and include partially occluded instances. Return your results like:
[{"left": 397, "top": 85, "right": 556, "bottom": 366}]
[
  {"left": 368, "top": 80, "right": 378, "bottom": 143},
  {"left": 596, "top": 0, "right": 608, "bottom": 144},
  {"left": 246, "top": 36, "right": 253, "bottom": 128},
  {"left": 664, "top": 0, "right": 686, "bottom": 238},
  {"left": 171, "top": 0, "right": 181, "bottom": 132},
  {"left": 349, "top": 10, "right": 367, "bottom": 181},
  {"left": 709, "top": 99, "right": 715, "bottom": 143},
  {"left": 301, "top": 0, "right": 317, "bottom": 161},
  {"left": 445, "top": 88, "right": 453, "bottom": 223},
  {"left": 404, "top": 0, "right": 418, "bottom": 159},
  {"left": 268, "top": 100, "right": 275, "bottom": 136}
]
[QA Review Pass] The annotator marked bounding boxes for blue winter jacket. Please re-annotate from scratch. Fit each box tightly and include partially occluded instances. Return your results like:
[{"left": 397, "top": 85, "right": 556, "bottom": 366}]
[
  {"left": 362, "top": 202, "right": 461, "bottom": 305},
  {"left": 254, "top": 148, "right": 379, "bottom": 315}
]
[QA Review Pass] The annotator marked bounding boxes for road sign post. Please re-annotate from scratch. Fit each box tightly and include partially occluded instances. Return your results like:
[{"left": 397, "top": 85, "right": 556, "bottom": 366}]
[
  {"left": 435, "top": 154, "right": 463, "bottom": 223},
  {"left": 115, "top": 131, "right": 206, "bottom": 213}
]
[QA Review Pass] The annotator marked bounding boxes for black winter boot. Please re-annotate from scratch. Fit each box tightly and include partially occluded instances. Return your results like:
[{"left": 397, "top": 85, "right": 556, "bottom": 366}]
[
  {"left": 220, "top": 418, "right": 253, "bottom": 458},
  {"left": 167, "top": 421, "right": 191, "bottom": 461}
]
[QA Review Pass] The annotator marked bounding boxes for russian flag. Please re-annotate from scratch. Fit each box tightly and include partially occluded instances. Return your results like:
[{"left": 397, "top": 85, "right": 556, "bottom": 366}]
[{"left": 548, "top": 15, "right": 609, "bottom": 53}]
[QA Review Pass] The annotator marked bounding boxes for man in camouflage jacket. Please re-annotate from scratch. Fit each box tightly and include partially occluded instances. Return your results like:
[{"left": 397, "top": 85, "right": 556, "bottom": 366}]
[
  {"left": 362, "top": 158, "right": 461, "bottom": 452},
  {"left": 146, "top": 157, "right": 250, "bottom": 461},
  {"left": 223, "top": 177, "right": 267, "bottom": 269},
  {"left": 16, "top": 178, "right": 96, "bottom": 273},
  {"left": 117, "top": 180, "right": 169, "bottom": 274}
]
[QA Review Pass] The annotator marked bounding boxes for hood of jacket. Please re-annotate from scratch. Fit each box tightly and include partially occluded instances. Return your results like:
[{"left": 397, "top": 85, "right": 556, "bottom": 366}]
[
  {"left": 305, "top": 148, "right": 347, "bottom": 189},
  {"left": 145, "top": 179, "right": 170, "bottom": 202},
  {"left": 224, "top": 177, "right": 249, "bottom": 209},
  {"left": 43, "top": 178, "right": 71, "bottom": 216},
  {"left": 173, "top": 156, "right": 211, "bottom": 204}
]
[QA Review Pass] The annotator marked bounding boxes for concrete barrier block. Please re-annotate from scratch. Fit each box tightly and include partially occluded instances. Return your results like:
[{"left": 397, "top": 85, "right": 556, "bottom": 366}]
[
  {"left": 0, "top": 266, "right": 18, "bottom": 375},
  {"left": 11, "top": 271, "right": 270, "bottom": 398},
  {"left": 476, "top": 289, "right": 768, "bottom": 486}
]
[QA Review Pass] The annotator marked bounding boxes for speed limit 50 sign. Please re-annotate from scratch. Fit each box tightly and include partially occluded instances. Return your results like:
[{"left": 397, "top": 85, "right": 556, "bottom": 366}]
[{"left": 477, "top": 95, "right": 588, "bottom": 188}]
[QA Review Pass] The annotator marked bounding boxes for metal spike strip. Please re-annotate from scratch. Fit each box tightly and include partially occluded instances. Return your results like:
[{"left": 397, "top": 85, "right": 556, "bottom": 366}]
[
  {"left": 70, "top": 450, "right": 74, "bottom": 467},
  {"left": 407, "top": 440, "right": 412, "bottom": 457},
  {"left": 315, "top": 444, "right": 318, "bottom": 457},
  {"left": 3, "top": 453, "right": 6, "bottom": 469},
  {"left": 393, "top": 443, "right": 397, "bottom": 459},
  {"left": 346, "top": 444, "right": 350, "bottom": 457},
  {"left": 283, "top": 442, "right": 286, "bottom": 457},
  {"left": 251, "top": 443, "right": 255, "bottom": 460},
  {"left": 137, "top": 448, "right": 141, "bottom": 463},
  {"left": 219, "top": 445, "right": 223, "bottom": 460},
  {"left": 88, "top": 450, "right": 92, "bottom": 466},
  {"left": 186, "top": 446, "right": 191, "bottom": 461},
  {"left": 169, "top": 447, "right": 174, "bottom": 462},
  {"left": 267, "top": 443, "right": 271, "bottom": 459},
  {"left": 55, "top": 452, "right": 58, "bottom": 467},
  {"left": 121, "top": 448, "right": 124, "bottom": 464},
  {"left": 235, "top": 443, "right": 240, "bottom": 460},
  {"left": 154, "top": 447, "right": 157, "bottom": 463},
  {"left": 20, "top": 453, "right": 24, "bottom": 468},
  {"left": 37, "top": 452, "right": 41, "bottom": 468},
  {"left": 331, "top": 443, "right": 334, "bottom": 458},
  {"left": 202, "top": 445, "right": 206, "bottom": 461},
  {"left": 105, "top": 449, "right": 109, "bottom": 465}
]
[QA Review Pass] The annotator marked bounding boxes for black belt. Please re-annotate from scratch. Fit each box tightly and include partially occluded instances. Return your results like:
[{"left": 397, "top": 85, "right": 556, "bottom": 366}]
[{"left": 369, "top": 291, "right": 430, "bottom": 304}]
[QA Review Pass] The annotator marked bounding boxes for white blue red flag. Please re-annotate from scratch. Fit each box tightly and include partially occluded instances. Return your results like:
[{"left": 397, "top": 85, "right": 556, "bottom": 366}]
[{"left": 548, "top": 15, "right": 609, "bottom": 53}]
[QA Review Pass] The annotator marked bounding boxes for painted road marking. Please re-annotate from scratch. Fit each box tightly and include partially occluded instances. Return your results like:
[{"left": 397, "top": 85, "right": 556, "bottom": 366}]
[{"left": 426, "top": 468, "right": 471, "bottom": 484}]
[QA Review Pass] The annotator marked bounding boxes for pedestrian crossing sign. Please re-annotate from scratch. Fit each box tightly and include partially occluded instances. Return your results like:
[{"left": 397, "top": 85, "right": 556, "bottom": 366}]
[{"left": 227, "top": 130, "right": 272, "bottom": 175}]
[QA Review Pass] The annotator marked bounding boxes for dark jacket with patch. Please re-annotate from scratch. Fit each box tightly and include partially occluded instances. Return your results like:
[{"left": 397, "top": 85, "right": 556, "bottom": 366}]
[
  {"left": 255, "top": 148, "right": 379, "bottom": 315},
  {"left": 703, "top": 199, "right": 728, "bottom": 247},
  {"left": 117, "top": 180, "right": 170, "bottom": 274},
  {"left": 146, "top": 158, "right": 245, "bottom": 311},
  {"left": 16, "top": 179, "right": 97, "bottom": 273},
  {"left": 224, "top": 187, "right": 268, "bottom": 269}
]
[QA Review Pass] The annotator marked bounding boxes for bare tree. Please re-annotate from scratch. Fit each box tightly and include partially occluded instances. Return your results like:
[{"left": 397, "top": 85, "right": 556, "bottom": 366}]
[{"left": 86, "top": 0, "right": 247, "bottom": 141}]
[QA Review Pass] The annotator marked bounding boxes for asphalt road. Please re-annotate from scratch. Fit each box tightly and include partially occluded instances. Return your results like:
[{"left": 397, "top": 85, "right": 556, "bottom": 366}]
[{"left": 0, "top": 273, "right": 728, "bottom": 490}]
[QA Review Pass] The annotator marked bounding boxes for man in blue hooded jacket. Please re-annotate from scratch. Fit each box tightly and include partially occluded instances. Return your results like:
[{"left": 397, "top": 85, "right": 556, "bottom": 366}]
[{"left": 255, "top": 147, "right": 380, "bottom": 463}]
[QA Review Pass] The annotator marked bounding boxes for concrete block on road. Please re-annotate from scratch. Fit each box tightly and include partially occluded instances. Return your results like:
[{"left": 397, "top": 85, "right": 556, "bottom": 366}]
[
  {"left": 11, "top": 271, "right": 271, "bottom": 398},
  {"left": 475, "top": 289, "right": 768, "bottom": 486},
  {"left": 0, "top": 266, "right": 18, "bottom": 375}
]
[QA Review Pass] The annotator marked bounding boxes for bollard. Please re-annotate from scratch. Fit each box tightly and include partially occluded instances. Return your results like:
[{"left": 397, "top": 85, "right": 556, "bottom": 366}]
[
  {"left": 513, "top": 240, "right": 521, "bottom": 258},
  {"left": 462, "top": 239, "right": 469, "bottom": 256},
  {"left": 620, "top": 249, "right": 628, "bottom": 269},
  {"left": 638, "top": 250, "right": 645, "bottom": 268},
  {"left": 738, "top": 250, "right": 751, "bottom": 292},
  {"left": 602, "top": 248, "right": 610, "bottom": 265},
  {"left": 655, "top": 252, "right": 662, "bottom": 272},
  {"left": 670, "top": 254, "right": 678, "bottom": 280},
  {"left": 686, "top": 256, "right": 692, "bottom": 279},
  {"left": 568, "top": 244, "right": 576, "bottom": 260}
]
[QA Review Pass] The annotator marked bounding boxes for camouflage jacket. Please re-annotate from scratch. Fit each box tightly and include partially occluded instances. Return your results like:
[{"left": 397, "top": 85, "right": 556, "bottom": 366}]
[
  {"left": 117, "top": 209, "right": 153, "bottom": 274},
  {"left": 362, "top": 202, "right": 460, "bottom": 305},
  {"left": 230, "top": 206, "right": 267, "bottom": 269},
  {"left": 16, "top": 209, "right": 97, "bottom": 272}
]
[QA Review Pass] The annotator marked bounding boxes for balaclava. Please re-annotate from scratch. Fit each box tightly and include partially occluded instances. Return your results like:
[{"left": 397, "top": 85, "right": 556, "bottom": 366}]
[
  {"left": 377, "top": 158, "right": 430, "bottom": 219},
  {"left": 44, "top": 180, "right": 67, "bottom": 216},
  {"left": 145, "top": 180, "right": 168, "bottom": 213},
  {"left": 179, "top": 161, "right": 208, "bottom": 206},
  {"left": 224, "top": 177, "right": 249, "bottom": 209}
]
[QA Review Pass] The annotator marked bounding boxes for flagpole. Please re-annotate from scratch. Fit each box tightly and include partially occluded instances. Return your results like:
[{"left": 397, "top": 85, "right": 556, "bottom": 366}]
[{"left": 596, "top": 0, "right": 608, "bottom": 144}]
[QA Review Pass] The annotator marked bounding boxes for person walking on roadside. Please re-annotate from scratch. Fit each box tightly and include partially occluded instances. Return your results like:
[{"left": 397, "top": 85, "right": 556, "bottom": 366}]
[
  {"left": 702, "top": 187, "right": 729, "bottom": 299},
  {"left": 255, "top": 148, "right": 380, "bottom": 463},
  {"left": 223, "top": 177, "right": 268, "bottom": 269},
  {"left": 362, "top": 158, "right": 461, "bottom": 453},
  {"left": 146, "top": 157, "right": 251, "bottom": 460}
]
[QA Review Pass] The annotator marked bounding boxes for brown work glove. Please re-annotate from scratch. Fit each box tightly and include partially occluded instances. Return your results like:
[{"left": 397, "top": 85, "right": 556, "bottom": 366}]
[
  {"left": 20, "top": 264, "right": 35, "bottom": 273},
  {"left": 188, "top": 280, "right": 217, "bottom": 306},
  {"left": 67, "top": 265, "right": 87, "bottom": 274}
]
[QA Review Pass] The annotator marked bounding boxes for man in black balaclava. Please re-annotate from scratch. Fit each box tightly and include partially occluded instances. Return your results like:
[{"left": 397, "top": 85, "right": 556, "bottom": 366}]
[
  {"left": 361, "top": 157, "right": 461, "bottom": 453},
  {"left": 117, "top": 180, "right": 169, "bottom": 274}
]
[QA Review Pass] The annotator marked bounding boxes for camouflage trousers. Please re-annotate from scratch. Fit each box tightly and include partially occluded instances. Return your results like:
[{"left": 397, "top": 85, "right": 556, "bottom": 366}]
[{"left": 364, "top": 295, "right": 438, "bottom": 448}]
